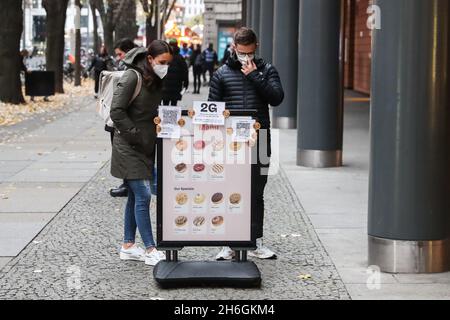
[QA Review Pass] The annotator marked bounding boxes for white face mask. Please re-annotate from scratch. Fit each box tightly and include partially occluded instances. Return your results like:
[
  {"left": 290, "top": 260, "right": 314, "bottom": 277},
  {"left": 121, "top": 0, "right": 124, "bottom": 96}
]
[
  {"left": 236, "top": 52, "right": 255, "bottom": 65},
  {"left": 153, "top": 63, "right": 169, "bottom": 79}
]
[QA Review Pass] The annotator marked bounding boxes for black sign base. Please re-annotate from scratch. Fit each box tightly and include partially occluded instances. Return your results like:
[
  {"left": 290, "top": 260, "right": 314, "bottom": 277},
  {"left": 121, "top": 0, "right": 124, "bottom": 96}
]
[{"left": 153, "top": 261, "right": 261, "bottom": 288}]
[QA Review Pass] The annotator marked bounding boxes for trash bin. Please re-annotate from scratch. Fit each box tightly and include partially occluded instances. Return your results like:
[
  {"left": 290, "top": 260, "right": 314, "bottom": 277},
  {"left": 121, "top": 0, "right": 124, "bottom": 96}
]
[{"left": 25, "top": 71, "right": 55, "bottom": 97}]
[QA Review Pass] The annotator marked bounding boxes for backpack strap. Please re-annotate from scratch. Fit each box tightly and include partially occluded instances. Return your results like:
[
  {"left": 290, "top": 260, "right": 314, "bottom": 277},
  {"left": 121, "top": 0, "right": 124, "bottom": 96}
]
[{"left": 128, "top": 69, "right": 143, "bottom": 106}]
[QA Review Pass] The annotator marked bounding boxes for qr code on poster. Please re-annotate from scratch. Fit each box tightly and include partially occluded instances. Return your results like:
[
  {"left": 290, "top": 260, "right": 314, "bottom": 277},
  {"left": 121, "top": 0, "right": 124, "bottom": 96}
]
[
  {"left": 162, "top": 109, "right": 179, "bottom": 125},
  {"left": 236, "top": 122, "right": 251, "bottom": 139}
]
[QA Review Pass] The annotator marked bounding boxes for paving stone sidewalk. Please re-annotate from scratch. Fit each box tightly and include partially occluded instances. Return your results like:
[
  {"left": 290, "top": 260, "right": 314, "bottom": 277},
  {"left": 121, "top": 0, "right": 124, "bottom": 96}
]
[{"left": 0, "top": 162, "right": 349, "bottom": 300}]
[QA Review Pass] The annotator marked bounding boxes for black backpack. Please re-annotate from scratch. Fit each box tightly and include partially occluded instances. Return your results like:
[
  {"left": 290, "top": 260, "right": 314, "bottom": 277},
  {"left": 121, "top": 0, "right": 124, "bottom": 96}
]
[{"left": 194, "top": 53, "right": 204, "bottom": 67}]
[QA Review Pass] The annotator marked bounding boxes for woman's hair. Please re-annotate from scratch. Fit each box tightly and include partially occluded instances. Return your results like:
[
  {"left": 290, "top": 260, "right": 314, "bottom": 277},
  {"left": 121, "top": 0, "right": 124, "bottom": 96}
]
[
  {"left": 114, "top": 38, "right": 137, "bottom": 53},
  {"left": 99, "top": 46, "right": 109, "bottom": 57},
  {"left": 143, "top": 40, "right": 173, "bottom": 88}
]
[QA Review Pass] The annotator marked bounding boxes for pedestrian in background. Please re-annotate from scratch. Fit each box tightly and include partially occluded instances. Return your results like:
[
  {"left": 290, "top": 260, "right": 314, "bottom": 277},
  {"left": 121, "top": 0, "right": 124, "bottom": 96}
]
[
  {"left": 114, "top": 38, "right": 137, "bottom": 70},
  {"left": 179, "top": 42, "right": 192, "bottom": 65},
  {"left": 161, "top": 39, "right": 189, "bottom": 106},
  {"left": 209, "top": 27, "right": 284, "bottom": 261},
  {"left": 202, "top": 43, "right": 218, "bottom": 85},
  {"left": 110, "top": 40, "right": 173, "bottom": 266},
  {"left": 88, "top": 46, "right": 114, "bottom": 98},
  {"left": 190, "top": 44, "right": 203, "bottom": 94},
  {"left": 221, "top": 44, "right": 232, "bottom": 66}
]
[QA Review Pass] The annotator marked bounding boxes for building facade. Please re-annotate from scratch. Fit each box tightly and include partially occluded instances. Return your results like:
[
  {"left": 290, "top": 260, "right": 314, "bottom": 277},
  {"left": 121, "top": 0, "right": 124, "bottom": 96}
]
[
  {"left": 203, "top": 0, "right": 242, "bottom": 60},
  {"left": 343, "top": 0, "right": 372, "bottom": 94},
  {"left": 178, "top": 0, "right": 205, "bottom": 19}
]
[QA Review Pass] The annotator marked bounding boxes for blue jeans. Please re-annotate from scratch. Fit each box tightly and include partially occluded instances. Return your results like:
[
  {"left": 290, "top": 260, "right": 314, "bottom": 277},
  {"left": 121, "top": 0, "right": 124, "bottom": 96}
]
[
  {"left": 123, "top": 179, "right": 155, "bottom": 249},
  {"left": 151, "top": 165, "right": 157, "bottom": 196}
]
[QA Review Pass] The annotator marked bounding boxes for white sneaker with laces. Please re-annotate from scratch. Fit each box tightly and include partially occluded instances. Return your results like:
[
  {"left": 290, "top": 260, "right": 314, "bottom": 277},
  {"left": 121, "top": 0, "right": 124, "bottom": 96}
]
[
  {"left": 248, "top": 239, "right": 277, "bottom": 260},
  {"left": 119, "top": 244, "right": 145, "bottom": 261},
  {"left": 215, "top": 247, "right": 235, "bottom": 261},
  {"left": 145, "top": 249, "right": 165, "bottom": 266}
]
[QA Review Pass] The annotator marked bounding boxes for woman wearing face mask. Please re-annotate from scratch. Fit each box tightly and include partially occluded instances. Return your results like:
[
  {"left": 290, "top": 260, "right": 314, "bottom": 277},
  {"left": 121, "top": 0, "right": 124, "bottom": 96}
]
[{"left": 110, "top": 40, "right": 173, "bottom": 266}]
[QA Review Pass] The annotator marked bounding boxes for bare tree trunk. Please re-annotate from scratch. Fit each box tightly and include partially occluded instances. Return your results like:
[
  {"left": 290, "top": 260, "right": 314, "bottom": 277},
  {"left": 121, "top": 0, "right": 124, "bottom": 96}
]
[
  {"left": 74, "top": 0, "right": 82, "bottom": 86},
  {"left": 96, "top": 0, "right": 123, "bottom": 54},
  {"left": 141, "top": 0, "right": 158, "bottom": 45},
  {"left": 146, "top": 18, "right": 158, "bottom": 45},
  {"left": 0, "top": 0, "right": 25, "bottom": 104},
  {"left": 43, "top": 0, "right": 69, "bottom": 94},
  {"left": 103, "top": 23, "right": 115, "bottom": 54},
  {"left": 89, "top": 0, "right": 100, "bottom": 53},
  {"left": 115, "top": 0, "right": 138, "bottom": 42}
]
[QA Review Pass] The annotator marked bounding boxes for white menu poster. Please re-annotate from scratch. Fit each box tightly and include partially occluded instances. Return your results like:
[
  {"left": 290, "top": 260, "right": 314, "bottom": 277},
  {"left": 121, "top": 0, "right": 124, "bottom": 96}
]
[{"left": 161, "top": 116, "right": 253, "bottom": 243}]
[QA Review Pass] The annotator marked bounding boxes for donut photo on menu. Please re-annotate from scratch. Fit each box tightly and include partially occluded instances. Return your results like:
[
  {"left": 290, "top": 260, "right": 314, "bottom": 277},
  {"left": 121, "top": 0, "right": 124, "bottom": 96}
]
[
  {"left": 193, "top": 140, "right": 206, "bottom": 150},
  {"left": 194, "top": 193, "right": 206, "bottom": 205},
  {"left": 176, "top": 193, "right": 188, "bottom": 206},
  {"left": 175, "top": 163, "right": 187, "bottom": 173},
  {"left": 175, "top": 139, "right": 188, "bottom": 152},
  {"left": 229, "top": 193, "right": 242, "bottom": 205},
  {"left": 211, "top": 164, "right": 224, "bottom": 175},
  {"left": 230, "top": 142, "right": 242, "bottom": 152},
  {"left": 175, "top": 216, "right": 188, "bottom": 227},
  {"left": 212, "top": 216, "right": 224, "bottom": 227},
  {"left": 211, "top": 192, "right": 224, "bottom": 205},
  {"left": 193, "top": 163, "right": 205, "bottom": 173},
  {"left": 193, "top": 216, "right": 206, "bottom": 227}
]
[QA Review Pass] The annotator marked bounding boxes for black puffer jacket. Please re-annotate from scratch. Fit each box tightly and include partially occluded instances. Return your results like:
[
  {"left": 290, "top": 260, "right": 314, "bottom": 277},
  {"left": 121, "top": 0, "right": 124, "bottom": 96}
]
[
  {"left": 208, "top": 53, "right": 284, "bottom": 129},
  {"left": 161, "top": 47, "right": 189, "bottom": 101}
]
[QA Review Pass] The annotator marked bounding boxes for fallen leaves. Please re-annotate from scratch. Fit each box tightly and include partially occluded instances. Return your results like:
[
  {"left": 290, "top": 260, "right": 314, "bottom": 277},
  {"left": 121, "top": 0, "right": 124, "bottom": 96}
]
[
  {"left": 0, "top": 80, "right": 94, "bottom": 127},
  {"left": 298, "top": 274, "right": 312, "bottom": 280},
  {"left": 281, "top": 233, "right": 302, "bottom": 238}
]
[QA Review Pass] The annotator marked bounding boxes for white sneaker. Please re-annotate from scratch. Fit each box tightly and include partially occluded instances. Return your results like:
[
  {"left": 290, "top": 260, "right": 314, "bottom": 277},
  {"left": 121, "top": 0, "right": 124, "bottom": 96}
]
[
  {"left": 248, "top": 239, "right": 277, "bottom": 260},
  {"left": 145, "top": 249, "right": 165, "bottom": 266},
  {"left": 119, "top": 244, "right": 145, "bottom": 261},
  {"left": 215, "top": 247, "right": 235, "bottom": 261}
]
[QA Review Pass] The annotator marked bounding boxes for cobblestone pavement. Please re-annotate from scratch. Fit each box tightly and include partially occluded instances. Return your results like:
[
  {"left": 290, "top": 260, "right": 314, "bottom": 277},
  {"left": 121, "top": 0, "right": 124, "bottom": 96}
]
[{"left": 0, "top": 163, "right": 350, "bottom": 300}]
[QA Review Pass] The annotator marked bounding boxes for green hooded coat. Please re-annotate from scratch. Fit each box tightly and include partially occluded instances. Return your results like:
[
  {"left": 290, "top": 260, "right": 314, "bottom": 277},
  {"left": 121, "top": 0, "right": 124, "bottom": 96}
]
[{"left": 110, "top": 47, "right": 162, "bottom": 180}]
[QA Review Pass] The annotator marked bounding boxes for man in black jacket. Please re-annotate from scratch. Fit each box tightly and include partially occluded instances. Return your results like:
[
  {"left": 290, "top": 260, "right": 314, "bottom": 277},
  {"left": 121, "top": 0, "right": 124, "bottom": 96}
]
[
  {"left": 161, "top": 40, "right": 189, "bottom": 106},
  {"left": 209, "top": 28, "right": 284, "bottom": 260}
]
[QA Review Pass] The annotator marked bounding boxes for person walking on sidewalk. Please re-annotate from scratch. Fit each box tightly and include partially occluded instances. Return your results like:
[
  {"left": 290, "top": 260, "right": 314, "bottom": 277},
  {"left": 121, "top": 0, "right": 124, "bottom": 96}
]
[
  {"left": 220, "top": 44, "right": 232, "bottom": 66},
  {"left": 110, "top": 40, "right": 173, "bottom": 266},
  {"left": 108, "top": 39, "right": 138, "bottom": 198},
  {"left": 209, "top": 28, "right": 284, "bottom": 260},
  {"left": 88, "top": 46, "right": 114, "bottom": 98},
  {"left": 190, "top": 44, "right": 204, "bottom": 94},
  {"left": 202, "top": 43, "right": 218, "bottom": 85},
  {"left": 161, "top": 39, "right": 189, "bottom": 106}
]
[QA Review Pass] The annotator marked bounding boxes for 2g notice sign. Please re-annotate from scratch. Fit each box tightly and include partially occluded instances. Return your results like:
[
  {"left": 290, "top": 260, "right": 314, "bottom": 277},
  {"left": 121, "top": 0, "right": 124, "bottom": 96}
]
[{"left": 193, "top": 101, "right": 226, "bottom": 126}]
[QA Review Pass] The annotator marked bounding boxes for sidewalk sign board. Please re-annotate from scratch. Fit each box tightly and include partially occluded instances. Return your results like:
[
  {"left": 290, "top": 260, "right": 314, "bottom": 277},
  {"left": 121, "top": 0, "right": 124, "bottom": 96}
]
[{"left": 153, "top": 106, "right": 261, "bottom": 288}]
